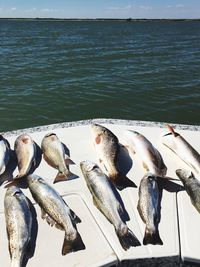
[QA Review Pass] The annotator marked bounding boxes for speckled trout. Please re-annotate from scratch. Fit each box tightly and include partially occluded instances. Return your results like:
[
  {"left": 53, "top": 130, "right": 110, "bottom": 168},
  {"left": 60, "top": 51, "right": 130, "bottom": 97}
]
[
  {"left": 4, "top": 186, "right": 32, "bottom": 267},
  {"left": 137, "top": 173, "right": 163, "bottom": 245},
  {"left": 41, "top": 133, "right": 77, "bottom": 183},
  {"left": 162, "top": 124, "right": 200, "bottom": 176},
  {"left": 91, "top": 123, "right": 136, "bottom": 190},
  {"left": 26, "top": 174, "right": 85, "bottom": 255},
  {"left": 176, "top": 169, "right": 200, "bottom": 213},
  {"left": 80, "top": 160, "right": 141, "bottom": 250},
  {"left": 123, "top": 130, "right": 167, "bottom": 176}
]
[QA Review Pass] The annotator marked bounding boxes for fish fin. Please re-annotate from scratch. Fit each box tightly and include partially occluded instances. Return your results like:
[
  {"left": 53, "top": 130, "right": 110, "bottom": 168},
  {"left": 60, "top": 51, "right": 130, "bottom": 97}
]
[
  {"left": 69, "top": 209, "right": 81, "bottom": 224},
  {"left": 32, "top": 158, "right": 37, "bottom": 167},
  {"left": 116, "top": 227, "right": 141, "bottom": 250},
  {"left": 53, "top": 171, "right": 78, "bottom": 184},
  {"left": 65, "top": 157, "right": 75, "bottom": 165},
  {"left": 166, "top": 124, "right": 179, "bottom": 137},
  {"left": 113, "top": 174, "right": 137, "bottom": 190},
  {"left": 41, "top": 209, "right": 64, "bottom": 230},
  {"left": 4, "top": 179, "right": 20, "bottom": 188},
  {"left": 62, "top": 232, "right": 85, "bottom": 255},
  {"left": 143, "top": 228, "right": 163, "bottom": 245}
]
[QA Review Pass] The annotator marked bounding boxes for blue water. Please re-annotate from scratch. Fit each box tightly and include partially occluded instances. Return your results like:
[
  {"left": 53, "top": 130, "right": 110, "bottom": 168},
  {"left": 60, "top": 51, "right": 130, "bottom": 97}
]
[{"left": 0, "top": 20, "right": 200, "bottom": 131}]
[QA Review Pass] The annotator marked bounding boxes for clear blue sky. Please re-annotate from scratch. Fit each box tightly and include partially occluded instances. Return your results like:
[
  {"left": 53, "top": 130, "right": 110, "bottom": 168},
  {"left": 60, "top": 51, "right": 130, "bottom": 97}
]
[{"left": 0, "top": 0, "right": 200, "bottom": 19}]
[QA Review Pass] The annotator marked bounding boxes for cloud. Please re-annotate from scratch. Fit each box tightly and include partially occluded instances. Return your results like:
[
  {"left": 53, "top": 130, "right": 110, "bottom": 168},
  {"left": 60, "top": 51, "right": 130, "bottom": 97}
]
[
  {"left": 176, "top": 4, "right": 184, "bottom": 8},
  {"left": 139, "top": 5, "right": 152, "bottom": 10},
  {"left": 107, "top": 5, "right": 133, "bottom": 11},
  {"left": 167, "top": 4, "right": 184, "bottom": 9},
  {"left": 41, "top": 8, "right": 58, "bottom": 13},
  {"left": 11, "top": 7, "right": 17, "bottom": 11}
]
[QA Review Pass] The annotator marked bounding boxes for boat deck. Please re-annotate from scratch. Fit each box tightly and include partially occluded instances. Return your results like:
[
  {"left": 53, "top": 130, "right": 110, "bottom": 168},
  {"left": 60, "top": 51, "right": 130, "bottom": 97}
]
[{"left": 1, "top": 119, "right": 200, "bottom": 267}]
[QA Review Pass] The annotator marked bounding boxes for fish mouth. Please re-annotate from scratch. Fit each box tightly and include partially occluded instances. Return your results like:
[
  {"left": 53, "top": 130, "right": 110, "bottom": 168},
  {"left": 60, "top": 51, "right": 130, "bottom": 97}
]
[
  {"left": 45, "top": 133, "right": 57, "bottom": 138},
  {"left": 162, "top": 132, "right": 173, "bottom": 137}
]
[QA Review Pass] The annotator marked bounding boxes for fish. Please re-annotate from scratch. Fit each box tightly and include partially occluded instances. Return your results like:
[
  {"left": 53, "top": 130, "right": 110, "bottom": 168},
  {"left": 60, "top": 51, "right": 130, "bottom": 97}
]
[
  {"left": 4, "top": 185, "right": 32, "bottom": 267},
  {"left": 80, "top": 160, "right": 141, "bottom": 250},
  {"left": 176, "top": 169, "right": 200, "bottom": 213},
  {"left": 15, "top": 134, "right": 37, "bottom": 178},
  {"left": 123, "top": 130, "right": 167, "bottom": 177},
  {"left": 26, "top": 174, "right": 85, "bottom": 255},
  {"left": 41, "top": 133, "right": 77, "bottom": 184},
  {"left": 161, "top": 124, "right": 200, "bottom": 176},
  {"left": 0, "top": 134, "right": 10, "bottom": 175},
  {"left": 4, "top": 134, "right": 38, "bottom": 188},
  {"left": 137, "top": 173, "right": 163, "bottom": 245},
  {"left": 91, "top": 123, "right": 136, "bottom": 190}
]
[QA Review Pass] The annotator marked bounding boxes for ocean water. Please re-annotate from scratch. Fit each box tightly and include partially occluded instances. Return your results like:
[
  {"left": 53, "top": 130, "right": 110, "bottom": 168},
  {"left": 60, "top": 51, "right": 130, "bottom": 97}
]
[{"left": 0, "top": 20, "right": 200, "bottom": 132}]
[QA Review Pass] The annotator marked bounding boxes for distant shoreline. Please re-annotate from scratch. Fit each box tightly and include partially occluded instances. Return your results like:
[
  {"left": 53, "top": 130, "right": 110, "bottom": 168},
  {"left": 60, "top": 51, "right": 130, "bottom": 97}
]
[{"left": 0, "top": 18, "right": 200, "bottom": 22}]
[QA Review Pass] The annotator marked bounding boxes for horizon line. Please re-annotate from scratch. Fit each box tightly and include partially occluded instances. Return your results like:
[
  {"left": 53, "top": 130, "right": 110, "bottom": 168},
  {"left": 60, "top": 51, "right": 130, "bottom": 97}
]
[{"left": 0, "top": 17, "right": 200, "bottom": 21}]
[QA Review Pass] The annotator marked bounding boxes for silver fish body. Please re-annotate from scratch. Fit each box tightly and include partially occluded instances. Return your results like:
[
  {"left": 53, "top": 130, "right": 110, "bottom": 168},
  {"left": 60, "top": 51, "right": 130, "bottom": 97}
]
[
  {"left": 26, "top": 174, "right": 85, "bottom": 255},
  {"left": 137, "top": 174, "right": 163, "bottom": 245},
  {"left": 91, "top": 124, "right": 136, "bottom": 190},
  {"left": 41, "top": 133, "right": 76, "bottom": 183},
  {"left": 80, "top": 160, "right": 140, "bottom": 250},
  {"left": 14, "top": 134, "right": 36, "bottom": 178},
  {"left": 176, "top": 169, "right": 200, "bottom": 213},
  {"left": 161, "top": 125, "right": 200, "bottom": 176},
  {"left": 4, "top": 186, "right": 32, "bottom": 267},
  {"left": 123, "top": 130, "right": 167, "bottom": 176},
  {"left": 0, "top": 135, "right": 10, "bottom": 175}
]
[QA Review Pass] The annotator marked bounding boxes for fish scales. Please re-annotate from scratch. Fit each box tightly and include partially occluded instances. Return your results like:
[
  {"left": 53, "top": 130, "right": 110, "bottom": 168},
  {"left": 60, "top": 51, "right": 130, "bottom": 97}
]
[
  {"left": 91, "top": 124, "right": 136, "bottom": 190},
  {"left": 80, "top": 160, "right": 140, "bottom": 250},
  {"left": 4, "top": 186, "right": 32, "bottom": 267},
  {"left": 26, "top": 174, "right": 85, "bottom": 255},
  {"left": 41, "top": 133, "right": 77, "bottom": 183},
  {"left": 137, "top": 174, "right": 163, "bottom": 245}
]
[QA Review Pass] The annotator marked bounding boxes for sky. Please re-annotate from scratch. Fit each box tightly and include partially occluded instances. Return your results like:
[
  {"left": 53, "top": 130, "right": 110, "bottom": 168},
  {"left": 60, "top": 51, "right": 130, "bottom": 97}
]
[{"left": 0, "top": 0, "right": 200, "bottom": 19}]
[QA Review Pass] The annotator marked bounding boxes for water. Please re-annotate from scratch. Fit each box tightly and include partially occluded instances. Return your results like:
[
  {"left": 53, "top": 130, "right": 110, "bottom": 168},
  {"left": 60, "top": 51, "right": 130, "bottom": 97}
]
[{"left": 0, "top": 20, "right": 200, "bottom": 132}]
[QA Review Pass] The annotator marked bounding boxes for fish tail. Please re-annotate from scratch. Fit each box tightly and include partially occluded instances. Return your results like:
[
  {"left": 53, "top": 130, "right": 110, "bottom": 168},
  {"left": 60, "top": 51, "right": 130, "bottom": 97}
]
[
  {"left": 62, "top": 232, "right": 85, "bottom": 255},
  {"left": 112, "top": 173, "right": 137, "bottom": 190},
  {"left": 116, "top": 226, "right": 141, "bottom": 250},
  {"left": 53, "top": 170, "right": 78, "bottom": 184},
  {"left": 143, "top": 228, "right": 163, "bottom": 245}
]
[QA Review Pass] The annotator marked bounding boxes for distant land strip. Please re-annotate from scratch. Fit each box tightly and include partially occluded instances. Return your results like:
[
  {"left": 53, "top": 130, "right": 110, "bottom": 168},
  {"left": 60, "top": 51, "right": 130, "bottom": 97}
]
[{"left": 0, "top": 18, "right": 200, "bottom": 22}]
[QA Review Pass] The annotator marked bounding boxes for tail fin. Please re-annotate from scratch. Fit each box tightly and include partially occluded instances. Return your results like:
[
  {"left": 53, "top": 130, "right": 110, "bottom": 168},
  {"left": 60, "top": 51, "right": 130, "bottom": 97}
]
[
  {"left": 53, "top": 171, "right": 78, "bottom": 184},
  {"left": 116, "top": 227, "right": 141, "bottom": 251},
  {"left": 62, "top": 232, "right": 85, "bottom": 255},
  {"left": 143, "top": 228, "right": 163, "bottom": 245},
  {"left": 112, "top": 174, "right": 137, "bottom": 191}
]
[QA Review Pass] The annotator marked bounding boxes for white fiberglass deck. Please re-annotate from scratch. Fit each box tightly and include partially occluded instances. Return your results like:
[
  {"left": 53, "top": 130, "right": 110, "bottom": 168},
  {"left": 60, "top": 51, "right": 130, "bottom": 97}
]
[{"left": 0, "top": 119, "right": 200, "bottom": 267}]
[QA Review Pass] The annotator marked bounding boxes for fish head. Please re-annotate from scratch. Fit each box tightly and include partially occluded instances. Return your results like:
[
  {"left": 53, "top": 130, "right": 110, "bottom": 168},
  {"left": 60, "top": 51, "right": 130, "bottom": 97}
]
[
  {"left": 176, "top": 169, "right": 195, "bottom": 184},
  {"left": 161, "top": 132, "right": 177, "bottom": 151},
  {"left": 161, "top": 125, "right": 180, "bottom": 150},
  {"left": 5, "top": 185, "right": 22, "bottom": 197},
  {"left": 26, "top": 174, "right": 47, "bottom": 187},
  {"left": 15, "top": 134, "right": 33, "bottom": 148},
  {"left": 43, "top": 133, "right": 58, "bottom": 142},
  {"left": 80, "top": 160, "right": 101, "bottom": 176},
  {"left": 91, "top": 124, "right": 111, "bottom": 145}
]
